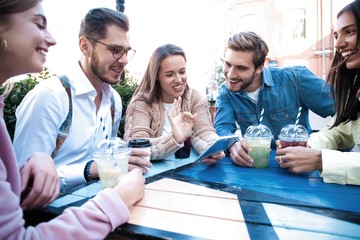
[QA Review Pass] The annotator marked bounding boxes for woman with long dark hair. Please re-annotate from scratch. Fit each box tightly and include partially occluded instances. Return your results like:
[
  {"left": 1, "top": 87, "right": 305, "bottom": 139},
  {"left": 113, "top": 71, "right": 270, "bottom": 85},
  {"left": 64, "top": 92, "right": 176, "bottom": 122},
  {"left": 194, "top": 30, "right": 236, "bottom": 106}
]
[{"left": 276, "top": 0, "right": 360, "bottom": 186}]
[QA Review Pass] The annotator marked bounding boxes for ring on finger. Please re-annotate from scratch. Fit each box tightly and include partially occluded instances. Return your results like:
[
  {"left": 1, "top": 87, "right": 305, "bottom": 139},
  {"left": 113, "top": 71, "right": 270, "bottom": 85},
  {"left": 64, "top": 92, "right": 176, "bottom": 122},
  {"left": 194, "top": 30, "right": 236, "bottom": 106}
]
[{"left": 279, "top": 156, "right": 283, "bottom": 164}]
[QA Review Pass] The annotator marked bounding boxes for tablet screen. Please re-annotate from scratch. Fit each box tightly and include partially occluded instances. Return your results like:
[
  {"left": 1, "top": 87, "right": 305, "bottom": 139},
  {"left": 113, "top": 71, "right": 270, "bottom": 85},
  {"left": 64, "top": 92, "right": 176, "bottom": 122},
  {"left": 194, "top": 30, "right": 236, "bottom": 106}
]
[{"left": 196, "top": 135, "right": 239, "bottom": 161}]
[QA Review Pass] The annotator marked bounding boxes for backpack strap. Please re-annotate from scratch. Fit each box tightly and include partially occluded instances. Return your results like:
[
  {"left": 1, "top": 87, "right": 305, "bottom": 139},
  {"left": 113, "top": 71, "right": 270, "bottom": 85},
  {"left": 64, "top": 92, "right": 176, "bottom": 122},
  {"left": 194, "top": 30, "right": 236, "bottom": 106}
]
[
  {"left": 51, "top": 76, "right": 118, "bottom": 158},
  {"left": 51, "top": 75, "right": 72, "bottom": 158},
  {"left": 110, "top": 91, "right": 119, "bottom": 137},
  {"left": 110, "top": 91, "right": 115, "bottom": 126}
]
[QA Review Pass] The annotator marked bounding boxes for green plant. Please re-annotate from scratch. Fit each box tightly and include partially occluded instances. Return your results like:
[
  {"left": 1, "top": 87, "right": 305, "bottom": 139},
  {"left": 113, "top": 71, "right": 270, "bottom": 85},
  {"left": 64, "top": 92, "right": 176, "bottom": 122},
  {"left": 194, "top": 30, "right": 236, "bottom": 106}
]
[
  {"left": 0, "top": 67, "right": 54, "bottom": 140},
  {"left": 112, "top": 70, "right": 139, "bottom": 137}
]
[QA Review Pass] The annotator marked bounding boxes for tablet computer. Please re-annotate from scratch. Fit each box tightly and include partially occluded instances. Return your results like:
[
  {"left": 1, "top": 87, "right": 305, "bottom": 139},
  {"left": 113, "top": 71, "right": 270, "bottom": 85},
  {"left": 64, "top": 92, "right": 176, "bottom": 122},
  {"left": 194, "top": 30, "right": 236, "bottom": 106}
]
[{"left": 196, "top": 135, "right": 239, "bottom": 161}]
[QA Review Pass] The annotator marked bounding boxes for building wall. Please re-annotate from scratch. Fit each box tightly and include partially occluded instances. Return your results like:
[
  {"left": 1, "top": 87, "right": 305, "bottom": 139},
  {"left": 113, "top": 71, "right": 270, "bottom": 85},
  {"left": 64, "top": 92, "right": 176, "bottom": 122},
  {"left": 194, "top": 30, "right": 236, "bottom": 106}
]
[{"left": 223, "top": 0, "right": 351, "bottom": 80}]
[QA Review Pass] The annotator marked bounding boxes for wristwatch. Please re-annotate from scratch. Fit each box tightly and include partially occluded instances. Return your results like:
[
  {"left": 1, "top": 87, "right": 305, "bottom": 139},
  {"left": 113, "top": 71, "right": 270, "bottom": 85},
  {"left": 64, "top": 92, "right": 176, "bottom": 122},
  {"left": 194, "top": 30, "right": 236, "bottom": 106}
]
[{"left": 84, "top": 160, "right": 99, "bottom": 182}]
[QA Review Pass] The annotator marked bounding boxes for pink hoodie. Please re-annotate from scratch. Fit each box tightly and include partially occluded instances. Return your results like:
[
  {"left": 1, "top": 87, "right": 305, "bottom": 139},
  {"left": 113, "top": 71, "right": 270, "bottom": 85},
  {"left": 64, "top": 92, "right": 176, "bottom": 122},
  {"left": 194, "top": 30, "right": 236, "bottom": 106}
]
[{"left": 0, "top": 96, "right": 130, "bottom": 240}]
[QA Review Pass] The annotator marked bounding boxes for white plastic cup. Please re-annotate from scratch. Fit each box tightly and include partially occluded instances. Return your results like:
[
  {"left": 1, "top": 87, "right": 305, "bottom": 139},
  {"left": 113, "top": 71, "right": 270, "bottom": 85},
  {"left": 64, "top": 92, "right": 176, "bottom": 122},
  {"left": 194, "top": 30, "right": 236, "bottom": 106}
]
[
  {"left": 244, "top": 125, "right": 273, "bottom": 169},
  {"left": 128, "top": 138, "right": 151, "bottom": 162},
  {"left": 94, "top": 138, "right": 130, "bottom": 188},
  {"left": 278, "top": 124, "right": 308, "bottom": 148},
  {"left": 244, "top": 136, "right": 272, "bottom": 168}
]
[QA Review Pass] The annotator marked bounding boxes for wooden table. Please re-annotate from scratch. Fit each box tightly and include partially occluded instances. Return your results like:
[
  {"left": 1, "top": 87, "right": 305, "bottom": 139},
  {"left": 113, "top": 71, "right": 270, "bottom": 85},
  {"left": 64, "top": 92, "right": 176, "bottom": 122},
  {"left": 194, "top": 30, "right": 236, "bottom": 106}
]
[{"left": 28, "top": 150, "right": 360, "bottom": 239}]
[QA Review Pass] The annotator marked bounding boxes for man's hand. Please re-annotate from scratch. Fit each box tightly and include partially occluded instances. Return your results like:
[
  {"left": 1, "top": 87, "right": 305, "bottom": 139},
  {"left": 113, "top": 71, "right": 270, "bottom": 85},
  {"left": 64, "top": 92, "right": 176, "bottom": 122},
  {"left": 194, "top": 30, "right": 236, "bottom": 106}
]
[
  {"left": 228, "top": 139, "right": 254, "bottom": 167},
  {"left": 20, "top": 152, "right": 60, "bottom": 210},
  {"left": 128, "top": 148, "right": 152, "bottom": 174}
]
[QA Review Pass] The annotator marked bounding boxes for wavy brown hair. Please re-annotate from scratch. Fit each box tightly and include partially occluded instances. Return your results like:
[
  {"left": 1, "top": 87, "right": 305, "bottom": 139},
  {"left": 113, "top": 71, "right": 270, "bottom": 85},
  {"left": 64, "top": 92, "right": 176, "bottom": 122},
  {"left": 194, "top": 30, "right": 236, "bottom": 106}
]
[{"left": 226, "top": 31, "right": 269, "bottom": 69}]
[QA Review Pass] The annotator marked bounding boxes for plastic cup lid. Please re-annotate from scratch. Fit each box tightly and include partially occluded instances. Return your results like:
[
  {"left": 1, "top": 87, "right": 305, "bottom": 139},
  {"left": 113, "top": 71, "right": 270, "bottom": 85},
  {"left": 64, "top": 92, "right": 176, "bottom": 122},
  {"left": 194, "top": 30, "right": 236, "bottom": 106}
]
[
  {"left": 244, "top": 124, "right": 273, "bottom": 138},
  {"left": 278, "top": 124, "right": 308, "bottom": 141},
  {"left": 128, "top": 138, "right": 151, "bottom": 148},
  {"left": 95, "top": 137, "right": 129, "bottom": 155}
]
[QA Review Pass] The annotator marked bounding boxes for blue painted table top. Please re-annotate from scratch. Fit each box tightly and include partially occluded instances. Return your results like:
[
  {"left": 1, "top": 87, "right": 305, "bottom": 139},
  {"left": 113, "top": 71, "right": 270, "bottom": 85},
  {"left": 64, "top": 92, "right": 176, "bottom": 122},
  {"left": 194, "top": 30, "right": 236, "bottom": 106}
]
[
  {"left": 150, "top": 150, "right": 360, "bottom": 239},
  {"left": 176, "top": 151, "right": 360, "bottom": 213}
]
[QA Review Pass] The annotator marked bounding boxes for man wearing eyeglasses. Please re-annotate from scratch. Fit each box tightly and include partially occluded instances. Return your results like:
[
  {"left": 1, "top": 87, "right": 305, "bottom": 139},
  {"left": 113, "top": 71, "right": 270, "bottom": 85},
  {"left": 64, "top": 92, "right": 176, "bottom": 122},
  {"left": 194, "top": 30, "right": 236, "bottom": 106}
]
[{"left": 13, "top": 8, "right": 151, "bottom": 201}]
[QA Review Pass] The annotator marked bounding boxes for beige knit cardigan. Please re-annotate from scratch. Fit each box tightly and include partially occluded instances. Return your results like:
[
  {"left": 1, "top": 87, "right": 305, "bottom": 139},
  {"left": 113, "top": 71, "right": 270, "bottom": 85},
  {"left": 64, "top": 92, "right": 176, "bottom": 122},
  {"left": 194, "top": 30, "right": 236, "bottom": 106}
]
[{"left": 124, "top": 88, "right": 219, "bottom": 160}]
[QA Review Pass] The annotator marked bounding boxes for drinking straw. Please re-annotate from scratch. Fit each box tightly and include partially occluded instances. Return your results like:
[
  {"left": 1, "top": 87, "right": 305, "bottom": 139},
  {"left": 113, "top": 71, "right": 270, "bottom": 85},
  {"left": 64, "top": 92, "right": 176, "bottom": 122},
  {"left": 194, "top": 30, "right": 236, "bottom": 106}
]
[
  {"left": 295, "top": 107, "right": 302, "bottom": 125},
  {"left": 107, "top": 140, "right": 115, "bottom": 156},
  {"left": 259, "top": 108, "right": 264, "bottom": 125}
]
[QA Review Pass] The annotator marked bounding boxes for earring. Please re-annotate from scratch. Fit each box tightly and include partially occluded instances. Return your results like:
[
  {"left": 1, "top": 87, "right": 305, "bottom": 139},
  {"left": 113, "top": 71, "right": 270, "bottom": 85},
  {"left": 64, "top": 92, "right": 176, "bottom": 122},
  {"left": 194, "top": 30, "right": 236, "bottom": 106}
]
[{"left": 0, "top": 38, "right": 8, "bottom": 55}]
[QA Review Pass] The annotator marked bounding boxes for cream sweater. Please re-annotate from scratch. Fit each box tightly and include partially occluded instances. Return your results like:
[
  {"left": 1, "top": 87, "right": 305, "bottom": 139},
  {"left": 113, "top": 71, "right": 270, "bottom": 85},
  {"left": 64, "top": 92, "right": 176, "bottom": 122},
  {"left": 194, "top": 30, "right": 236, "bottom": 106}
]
[
  {"left": 309, "top": 111, "right": 360, "bottom": 185},
  {"left": 124, "top": 88, "right": 218, "bottom": 160}
]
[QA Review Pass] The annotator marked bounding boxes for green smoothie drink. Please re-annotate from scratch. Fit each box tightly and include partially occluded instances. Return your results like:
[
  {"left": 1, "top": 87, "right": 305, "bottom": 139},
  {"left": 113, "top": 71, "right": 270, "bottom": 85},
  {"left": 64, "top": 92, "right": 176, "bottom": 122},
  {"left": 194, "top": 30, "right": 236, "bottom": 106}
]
[
  {"left": 248, "top": 144, "right": 270, "bottom": 168},
  {"left": 244, "top": 125, "right": 273, "bottom": 169}
]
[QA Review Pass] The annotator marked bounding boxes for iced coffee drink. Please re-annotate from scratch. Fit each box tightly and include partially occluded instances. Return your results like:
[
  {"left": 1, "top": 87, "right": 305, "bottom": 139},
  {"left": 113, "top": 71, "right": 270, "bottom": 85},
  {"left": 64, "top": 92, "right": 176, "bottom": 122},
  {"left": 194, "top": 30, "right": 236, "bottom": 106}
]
[{"left": 94, "top": 138, "right": 130, "bottom": 188}]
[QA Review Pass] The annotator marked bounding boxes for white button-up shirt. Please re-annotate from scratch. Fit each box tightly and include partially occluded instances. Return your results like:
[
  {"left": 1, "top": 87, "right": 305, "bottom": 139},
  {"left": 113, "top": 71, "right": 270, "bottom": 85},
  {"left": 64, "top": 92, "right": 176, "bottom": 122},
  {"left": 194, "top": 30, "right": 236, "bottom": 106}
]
[{"left": 13, "top": 61, "right": 122, "bottom": 189}]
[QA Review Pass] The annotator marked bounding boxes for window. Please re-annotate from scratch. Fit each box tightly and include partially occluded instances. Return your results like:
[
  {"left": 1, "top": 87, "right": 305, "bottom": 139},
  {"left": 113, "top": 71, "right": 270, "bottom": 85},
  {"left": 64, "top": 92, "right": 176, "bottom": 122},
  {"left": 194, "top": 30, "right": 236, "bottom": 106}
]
[{"left": 285, "top": 8, "right": 306, "bottom": 40}]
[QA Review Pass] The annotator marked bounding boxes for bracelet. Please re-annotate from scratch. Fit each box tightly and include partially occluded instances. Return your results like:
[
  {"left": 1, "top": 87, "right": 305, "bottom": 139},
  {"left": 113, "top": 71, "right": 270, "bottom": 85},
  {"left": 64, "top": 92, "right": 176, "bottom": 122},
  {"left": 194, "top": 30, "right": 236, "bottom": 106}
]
[
  {"left": 225, "top": 147, "right": 231, "bottom": 157},
  {"left": 225, "top": 141, "right": 238, "bottom": 157},
  {"left": 84, "top": 160, "right": 99, "bottom": 182}
]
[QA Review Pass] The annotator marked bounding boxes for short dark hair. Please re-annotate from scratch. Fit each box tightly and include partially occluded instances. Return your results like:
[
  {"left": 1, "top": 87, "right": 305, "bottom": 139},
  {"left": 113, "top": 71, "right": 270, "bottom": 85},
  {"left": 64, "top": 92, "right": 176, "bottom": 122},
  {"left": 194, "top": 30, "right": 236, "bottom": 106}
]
[{"left": 78, "top": 7, "right": 130, "bottom": 40}]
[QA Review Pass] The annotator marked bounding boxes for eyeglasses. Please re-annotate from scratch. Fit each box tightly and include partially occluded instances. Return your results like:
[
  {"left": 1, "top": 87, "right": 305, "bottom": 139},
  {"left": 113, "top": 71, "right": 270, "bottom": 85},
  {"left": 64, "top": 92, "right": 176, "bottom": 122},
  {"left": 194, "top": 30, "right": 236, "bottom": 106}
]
[{"left": 86, "top": 37, "right": 136, "bottom": 60}]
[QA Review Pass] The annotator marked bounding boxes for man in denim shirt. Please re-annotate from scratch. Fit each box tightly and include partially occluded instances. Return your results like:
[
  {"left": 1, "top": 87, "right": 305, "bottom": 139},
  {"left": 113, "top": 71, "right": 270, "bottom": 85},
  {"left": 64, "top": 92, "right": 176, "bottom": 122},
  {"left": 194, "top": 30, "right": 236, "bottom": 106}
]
[{"left": 214, "top": 31, "right": 335, "bottom": 167}]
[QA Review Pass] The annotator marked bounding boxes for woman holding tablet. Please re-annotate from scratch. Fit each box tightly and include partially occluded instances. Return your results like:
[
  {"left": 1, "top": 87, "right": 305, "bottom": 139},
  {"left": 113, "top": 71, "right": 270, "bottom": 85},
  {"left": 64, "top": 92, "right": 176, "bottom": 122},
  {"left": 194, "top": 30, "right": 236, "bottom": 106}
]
[{"left": 124, "top": 44, "right": 225, "bottom": 164}]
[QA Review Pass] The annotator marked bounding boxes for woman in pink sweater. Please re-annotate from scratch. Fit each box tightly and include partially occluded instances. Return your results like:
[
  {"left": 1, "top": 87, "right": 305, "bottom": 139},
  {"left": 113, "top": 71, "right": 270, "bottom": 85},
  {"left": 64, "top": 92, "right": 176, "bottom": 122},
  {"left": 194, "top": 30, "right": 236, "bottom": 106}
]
[
  {"left": 0, "top": 1, "right": 145, "bottom": 239},
  {"left": 124, "top": 44, "right": 225, "bottom": 164}
]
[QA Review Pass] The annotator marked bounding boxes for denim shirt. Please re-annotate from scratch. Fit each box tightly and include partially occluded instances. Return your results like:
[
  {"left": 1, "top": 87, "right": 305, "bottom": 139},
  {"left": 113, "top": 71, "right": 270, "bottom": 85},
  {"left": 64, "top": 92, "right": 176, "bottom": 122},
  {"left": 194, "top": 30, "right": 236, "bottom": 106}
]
[{"left": 214, "top": 66, "right": 335, "bottom": 149}]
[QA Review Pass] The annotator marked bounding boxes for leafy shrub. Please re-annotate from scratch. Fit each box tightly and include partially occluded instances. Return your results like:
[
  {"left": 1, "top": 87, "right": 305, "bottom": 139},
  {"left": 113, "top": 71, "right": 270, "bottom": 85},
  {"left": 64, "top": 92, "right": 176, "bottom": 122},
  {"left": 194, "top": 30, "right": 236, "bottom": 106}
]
[
  {"left": 112, "top": 70, "right": 139, "bottom": 137},
  {"left": 0, "top": 68, "right": 53, "bottom": 140}
]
